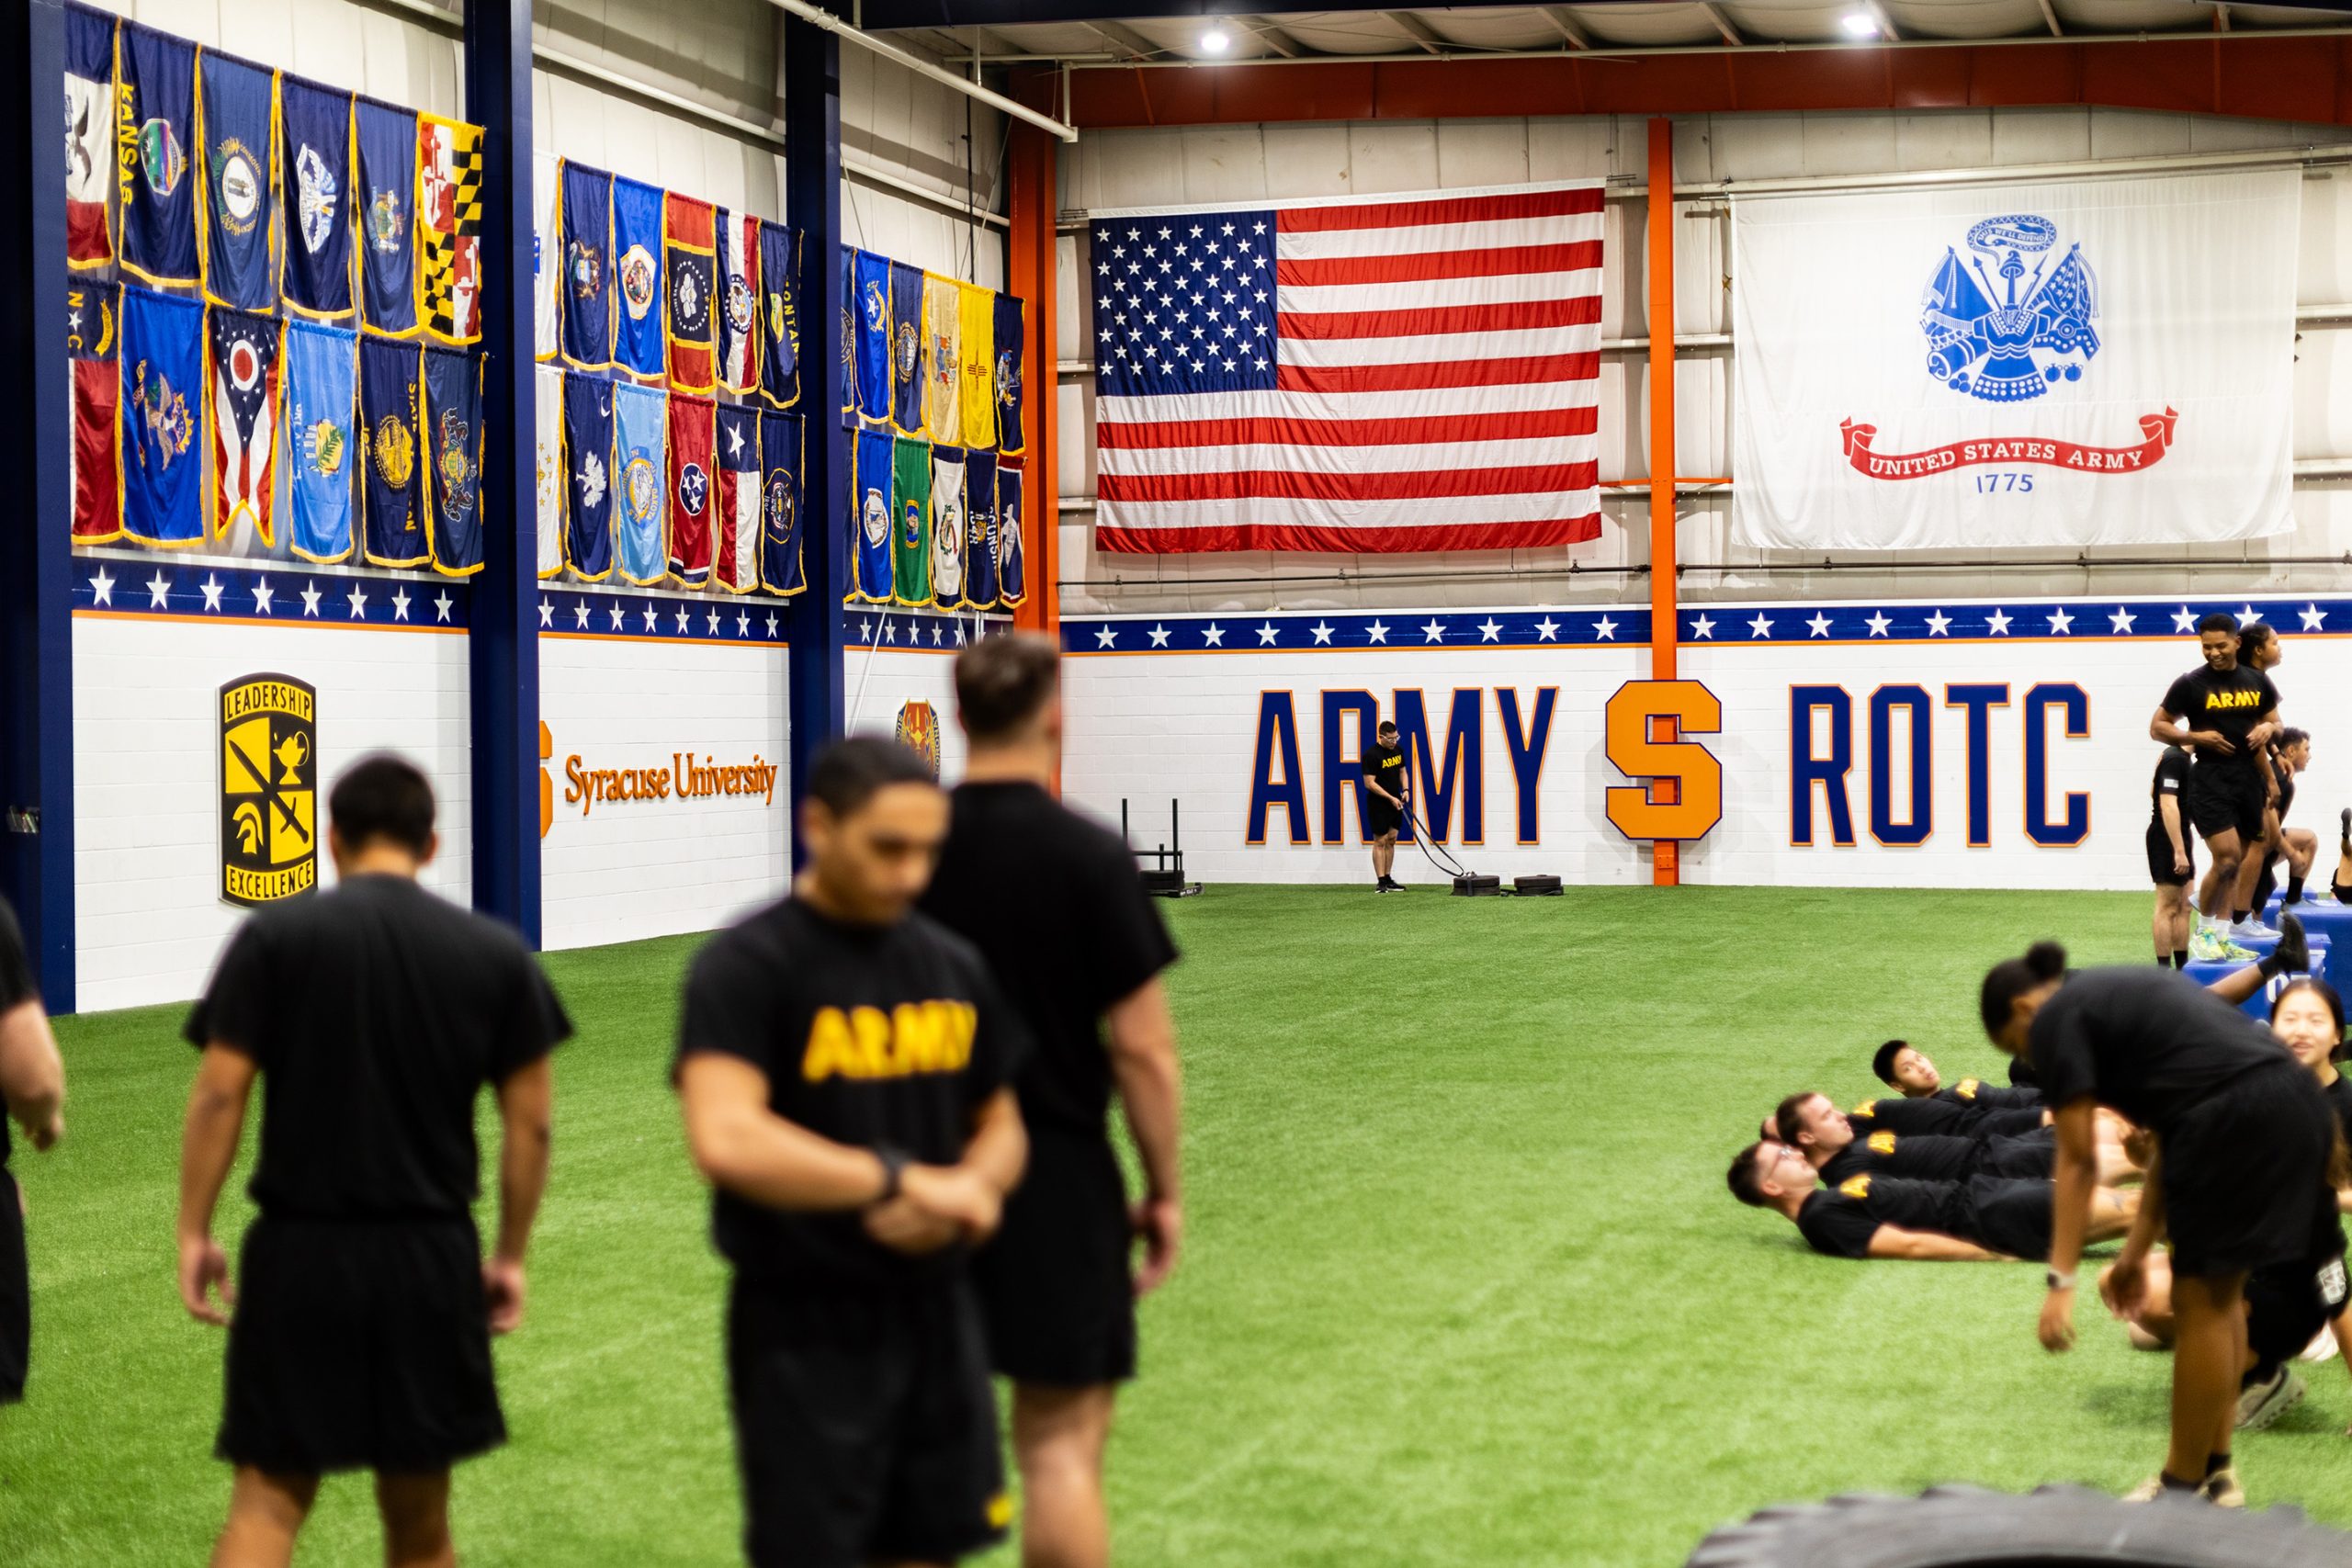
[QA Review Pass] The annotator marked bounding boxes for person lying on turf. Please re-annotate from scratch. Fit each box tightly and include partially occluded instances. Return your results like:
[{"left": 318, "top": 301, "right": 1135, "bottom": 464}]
[
  {"left": 1774, "top": 1092, "right": 2079, "bottom": 1186},
  {"left": 1872, "top": 1040, "right": 2042, "bottom": 1109},
  {"left": 1726, "top": 1140, "right": 2138, "bottom": 1261}
]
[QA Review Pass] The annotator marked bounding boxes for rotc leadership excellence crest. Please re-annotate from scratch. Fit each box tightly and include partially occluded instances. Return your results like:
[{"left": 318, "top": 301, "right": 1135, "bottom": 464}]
[{"left": 220, "top": 674, "right": 318, "bottom": 908}]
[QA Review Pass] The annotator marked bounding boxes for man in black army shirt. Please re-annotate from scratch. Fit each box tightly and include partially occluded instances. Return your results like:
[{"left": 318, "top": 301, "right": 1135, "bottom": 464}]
[
  {"left": 0, "top": 896, "right": 65, "bottom": 1409},
  {"left": 1362, "top": 718, "right": 1410, "bottom": 892},
  {"left": 675, "top": 737, "right": 1032, "bottom": 1568},
  {"left": 2151, "top": 613, "right": 2283, "bottom": 935},
  {"left": 1727, "top": 1140, "right": 2139, "bottom": 1261},
  {"left": 1775, "top": 1091, "right": 2060, "bottom": 1185}
]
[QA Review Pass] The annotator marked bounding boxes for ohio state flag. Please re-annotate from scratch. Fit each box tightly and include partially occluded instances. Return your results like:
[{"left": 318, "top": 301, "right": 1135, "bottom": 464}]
[{"left": 207, "top": 306, "right": 282, "bottom": 542}]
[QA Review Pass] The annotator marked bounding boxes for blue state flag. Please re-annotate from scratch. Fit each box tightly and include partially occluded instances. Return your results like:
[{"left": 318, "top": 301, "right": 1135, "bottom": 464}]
[
  {"left": 561, "top": 163, "right": 615, "bottom": 368},
  {"left": 759, "top": 221, "right": 799, "bottom": 408},
  {"left": 120, "top": 287, "right": 205, "bottom": 544},
  {"left": 759, "top": 411, "right": 804, "bottom": 595},
  {"left": 360, "top": 337, "right": 426, "bottom": 566},
  {"left": 993, "top": 292, "right": 1026, "bottom": 455},
  {"left": 424, "top": 346, "right": 483, "bottom": 576},
  {"left": 963, "top": 449, "right": 999, "bottom": 608},
  {"left": 562, "top": 372, "right": 616, "bottom": 581},
  {"left": 284, "top": 318, "right": 359, "bottom": 562},
  {"left": 853, "top": 249, "right": 892, "bottom": 423},
  {"left": 838, "top": 244, "right": 855, "bottom": 414},
  {"left": 996, "top": 462, "right": 1025, "bottom": 605},
  {"left": 198, "top": 52, "right": 276, "bottom": 311},
  {"left": 612, "top": 380, "right": 669, "bottom": 584},
  {"left": 278, "top": 76, "right": 355, "bottom": 319},
  {"left": 852, "top": 426, "right": 895, "bottom": 603},
  {"left": 355, "top": 100, "right": 419, "bottom": 336},
  {"left": 118, "top": 23, "right": 198, "bottom": 287},
  {"left": 888, "top": 261, "right": 925, "bottom": 434},
  {"left": 612, "top": 176, "right": 665, "bottom": 380}
]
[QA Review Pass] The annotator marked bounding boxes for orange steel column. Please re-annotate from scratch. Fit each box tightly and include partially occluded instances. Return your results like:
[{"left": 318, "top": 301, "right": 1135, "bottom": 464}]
[
  {"left": 1646, "top": 116, "right": 1680, "bottom": 886},
  {"left": 1007, "top": 122, "right": 1060, "bottom": 637}
]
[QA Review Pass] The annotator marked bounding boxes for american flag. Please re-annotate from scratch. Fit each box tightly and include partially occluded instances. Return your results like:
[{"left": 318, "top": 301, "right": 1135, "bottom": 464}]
[{"left": 1091, "top": 182, "right": 1604, "bottom": 555}]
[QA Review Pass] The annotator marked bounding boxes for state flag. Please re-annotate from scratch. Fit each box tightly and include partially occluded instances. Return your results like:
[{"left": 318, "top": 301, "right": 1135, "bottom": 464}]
[
  {"left": 930, "top": 446, "right": 967, "bottom": 606},
  {"left": 665, "top": 194, "right": 717, "bottom": 393},
  {"left": 424, "top": 346, "right": 484, "bottom": 575},
  {"left": 613, "top": 176, "right": 666, "bottom": 380},
  {"left": 611, "top": 380, "right": 668, "bottom": 585},
  {"left": 716, "top": 209, "right": 761, "bottom": 394},
  {"left": 996, "top": 460, "right": 1025, "bottom": 605},
  {"left": 534, "top": 154, "right": 560, "bottom": 362},
  {"left": 993, "top": 292, "right": 1027, "bottom": 455},
  {"left": 563, "top": 372, "right": 617, "bottom": 582},
  {"left": 667, "top": 390, "right": 716, "bottom": 585},
  {"left": 207, "top": 306, "right": 282, "bottom": 543},
  {"left": 853, "top": 249, "right": 891, "bottom": 423},
  {"left": 922, "top": 274, "right": 960, "bottom": 442},
  {"left": 962, "top": 449, "right": 999, "bottom": 608},
  {"left": 284, "top": 318, "right": 358, "bottom": 563},
  {"left": 198, "top": 52, "right": 276, "bottom": 311},
  {"left": 560, "top": 163, "right": 616, "bottom": 369},
  {"left": 355, "top": 100, "right": 420, "bottom": 337},
  {"left": 67, "top": 282, "right": 120, "bottom": 542},
  {"left": 359, "top": 337, "right": 427, "bottom": 566},
  {"left": 279, "top": 76, "right": 355, "bottom": 319},
  {"left": 417, "top": 114, "right": 484, "bottom": 344},
  {"left": 888, "top": 261, "right": 925, "bottom": 434},
  {"left": 851, "top": 426, "right": 895, "bottom": 603},
  {"left": 536, "top": 365, "right": 564, "bottom": 580},
  {"left": 65, "top": 6, "right": 116, "bottom": 269},
  {"left": 891, "top": 435, "right": 932, "bottom": 607},
  {"left": 958, "top": 284, "right": 995, "bottom": 450},
  {"left": 118, "top": 23, "right": 198, "bottom": 288},
  {"left": 120, "top": 287, "right": 205, "bottom": 546},
  {"left": 838, "top": 244, "right": 856, "bottom": 415},
  {"left": 759, "top": 412, "right": 805, "bottom": 596},
  {"left": 714, "top": 403, "right": 761, "bottom": 592},
  {"left": 758, "top": 221, "right": 800, "bottom": 409}
]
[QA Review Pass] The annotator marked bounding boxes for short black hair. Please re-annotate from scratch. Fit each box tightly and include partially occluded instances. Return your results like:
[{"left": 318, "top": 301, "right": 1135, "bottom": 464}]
[
  {"left": 806, "top": 736, "right": 938, "bottom": 817},
  {"left": 954, "top": 632, "right": 1061, "bottom": 744},
  {"left": 2196, "top": 611, "right": 2239, "bottom": 637},
  {"left": 1726, "top": 1143, "right": 1770, "bottom": 1207},
  {"left": 329, "top": 754, "right": 435, "bottom": 856},
  {"left": 2238, "top": 621, "right": 2275, "bottom": 656},
  {"left": 2279, "top": 727, "right": 2310, "bottom": 750},
  {"left": 1871, "top": 1040, "right": 1909, "bottom": 1086},
  {"left": 1980, "top": 941, "right": 2067, "bottom": 1037},
  {"left": 1376, "top": 719, "right": 1398, "bottom": 735},
  {"left": 1772, "top": 1091, "right": 1818, "bottom": 1146}
]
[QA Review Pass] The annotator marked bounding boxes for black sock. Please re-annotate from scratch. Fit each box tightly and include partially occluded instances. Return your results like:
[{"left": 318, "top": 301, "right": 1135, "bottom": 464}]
[
  {"left": 2206, "top": 1451, "right": 2232, "bottom": 1478},
  {"left": 2234, "top": 908, "right": 2253, "bottom": 924},
  {"left": 2161, "top": 1471, "right": 2201, "bottom": 1492},
  {"left": 2290, "top": 874, "right": 2307, "bottom": 904},
  {"left": 2175, "top": 949, "right": 2190, "bottom": 969},
  {"left": 2156, "top": 954, "right": 2174, "bottom": 968}
]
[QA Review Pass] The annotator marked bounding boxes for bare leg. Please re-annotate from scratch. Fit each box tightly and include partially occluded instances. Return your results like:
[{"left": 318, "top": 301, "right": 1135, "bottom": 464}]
[
  {"left": 2231, "top": 818, "right": 2278, "bottom": 919},
  {"left": 1373, "top": 831, "right": 1396, "bottom": 881},
  {"left": 375, "top": 1471, "right": 455, "bottom": 1568},
  {"left": 2153, "top": 885, "right": 2186, "bottom": 962},
  {"left": 2286, "top": 828, "right": 2317, "bottom": 881},
  {"left": 210, "top": 1469, "right": 320, "bottom": 1568},
  {"left": 1011, "top": 1382, "right": 1118, "bottom": 1568},
  {"left": 2168, "top": 1272, "right": 2249, "bottom": 1485},
  {"left": 2199, "top": 829, "right": 2244, "bottom": 922}
]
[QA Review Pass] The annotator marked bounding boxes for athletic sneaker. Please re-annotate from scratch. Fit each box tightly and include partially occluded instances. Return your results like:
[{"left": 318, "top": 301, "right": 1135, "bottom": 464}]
[
  {"left": 2236, "top": 1367, "right": 2306, "bottom": 1432},
  {"left": 2275, "top": 911, "right": 2310, "bottom": 975},
  {"left": 2231, "top": 915, "right": 2282, "bottom": 942},
  {"left": 2188, "top": 926, "right": 2235, "bottom": 964},
  {"left": 2122, "top": 1475, "right": 2204, "bottom": 1504},
  {"left": 2201, "top": 1468, "right": 2245, "bottom": 1508},
  {"left": 2301, "top": 1325, "right": 2341, "bottom": 1364}
]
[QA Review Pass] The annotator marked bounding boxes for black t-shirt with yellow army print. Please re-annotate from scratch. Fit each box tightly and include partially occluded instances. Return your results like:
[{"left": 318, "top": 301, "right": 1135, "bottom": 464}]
[
  {"left": 1930, "top": 1077, "right": 2041, "bottom": 1112},
  {"left": 1795, "top": 1174, "right": 1964, "bottom": 1259},
  {"left": 1845, "top": 1096, "right": 1968, "bottom": 1139},
  {"left": 1362, "top": 742, "right": 1408, "bottom": 809},
  {"left": 1818, "top": 1129, "right": 1981, "bottom": 1187},
  {"left": 2160, "top": 664, "right": 2280, "bottom": 780},
  {"left": 675, "top": 897, "right": 1030, "bottom": 1288}
]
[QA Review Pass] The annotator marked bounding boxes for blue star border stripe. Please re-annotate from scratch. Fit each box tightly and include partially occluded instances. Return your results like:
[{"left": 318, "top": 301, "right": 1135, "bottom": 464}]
[
  {"left": 845, "top": 607, "right": 1016, "bottom": 651},
  {"left": 1062, "top": 598, "right": 2352, "bottom": 653}
]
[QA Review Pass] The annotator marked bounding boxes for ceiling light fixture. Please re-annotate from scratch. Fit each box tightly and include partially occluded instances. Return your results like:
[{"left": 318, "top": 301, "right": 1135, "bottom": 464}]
[
  {"left": 1840, "top": 9, "right": 1879, "bottom": 36},
  {"left": 1201, "top": 25, "right": 1232, "bottom": 51}
]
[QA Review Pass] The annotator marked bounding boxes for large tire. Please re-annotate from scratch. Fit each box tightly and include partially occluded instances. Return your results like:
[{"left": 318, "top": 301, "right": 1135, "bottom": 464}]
[{"left": 1686, "top": 1484, "right": 2350, "bottom": 1568}]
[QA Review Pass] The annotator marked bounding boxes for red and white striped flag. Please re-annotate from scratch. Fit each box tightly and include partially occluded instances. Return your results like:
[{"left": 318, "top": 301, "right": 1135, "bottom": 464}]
[{"left": 1091, "top": 181, "right": 1602, "bottom": 554}]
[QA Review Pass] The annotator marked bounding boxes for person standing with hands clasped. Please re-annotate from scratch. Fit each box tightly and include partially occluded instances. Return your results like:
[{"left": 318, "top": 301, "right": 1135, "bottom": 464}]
[
  {"left": 1363, "top": 719, "right": 1410, "bottom": 893},
  {"left": 1981, "top": 942, "right": 2338, "bottom": 1507},
  {"left": 675, "top": 737, "right": 1031, "bottom": 1568}
]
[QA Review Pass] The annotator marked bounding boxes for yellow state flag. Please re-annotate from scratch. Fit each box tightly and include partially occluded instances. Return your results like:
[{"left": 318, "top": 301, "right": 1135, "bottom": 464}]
[
  {"left": 959, "top": 283, "right": 996, "bottom": 449},
  {"left": 922, "top": 274, "right": 960, "bottom": 441}
]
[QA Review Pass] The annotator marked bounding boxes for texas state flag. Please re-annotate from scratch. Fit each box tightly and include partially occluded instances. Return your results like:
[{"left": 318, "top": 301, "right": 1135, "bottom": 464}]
[{"left": 714, "top": 402, "right": 761, "bottom": 592}]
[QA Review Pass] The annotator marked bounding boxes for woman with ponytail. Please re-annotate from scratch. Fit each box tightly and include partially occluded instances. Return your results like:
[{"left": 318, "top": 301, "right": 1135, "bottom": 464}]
[{"left": 1980, "top": 941, "right": 2336, "bottom": 1506}]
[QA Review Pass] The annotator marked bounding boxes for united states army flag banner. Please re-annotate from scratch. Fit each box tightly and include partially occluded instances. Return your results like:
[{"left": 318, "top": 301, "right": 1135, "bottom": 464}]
[{"left": 1730, "top": 168, "right": 2299, "bottom": 551}]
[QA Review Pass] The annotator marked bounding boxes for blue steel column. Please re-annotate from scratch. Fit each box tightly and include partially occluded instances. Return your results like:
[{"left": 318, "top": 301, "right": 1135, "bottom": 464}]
[
  {"left": 0, "top": 0, "right": 76, "bottom": 1009},
  {"left": 782, "top": 17, "right": 848, "bottom": 863},
  {"left": 464, "top": 0, "right": 542, "bottom": 942}
]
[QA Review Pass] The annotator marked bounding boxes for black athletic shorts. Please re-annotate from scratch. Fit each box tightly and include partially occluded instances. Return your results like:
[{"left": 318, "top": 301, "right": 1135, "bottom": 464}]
[
  {"left": 974, "top": 1126, "right": 1136, "bottom": 1387},
  {"left": 1958, "top": 1176, "right": 2055, "bottom": 1262},
  {"left": 2145, "top": 819, "right": 2195, "bottom": 887},
  {"left": 727, "top": 1275, "right": 1008, "bottom": 1568},
  {"left": 219, "top": 1214, "right": 503, "bottom": 1473},
  {"left": 0, "top": 1169, "right": 25, "bottom": 1404},
  {"left": 1366, "top": 796, "right": 1402, "bottom": 837},
  {"left": 2163, "top": 1059, "right": 2336, "bottom": 1280},
  {"left": 1970, "top": 1133, "right": 2054, "bottom": 1180},
  {"left": 2246, "top": 1248, "right": 2349, "bottom": 1381},
  {"left": 2186, "top": 765, "right": 2266, "bottom": 846}
]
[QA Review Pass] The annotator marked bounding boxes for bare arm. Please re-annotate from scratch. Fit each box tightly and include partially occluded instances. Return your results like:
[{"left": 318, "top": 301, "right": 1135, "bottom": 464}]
[
  {"left": 1867, "top": 1225, "right": 2007, "bottom": 1261},
  {"left": 492, "top": 1057, "right": 553, "bottom": 1265},
  {"left": 0, "top": 999, "right": 64, "bottom": 1152},
  {"left": 959, "top": 1087, "right": 1027, "bottom": 1205},
  {"left": 2159, "top": 795, "right": 2188, "bottom": 868},
  {"left": 176, "top": 1045, "right": 258, "bottom": 1325},
  {"left": 677, "top": 1053, "right": 891, "bottom": 1210},
  {"left": 1109, "top": 977, "right": 1184, "bottom": 1293},
  {"left": 2038, "top": 1097, "right": 2103, "bottom": 1350},
  {"left": 2208, "top": 958, "right": 2274, "bottom": 1007},
  {"left": 2150, "top": 706, "right": 2192, "bottom": 748}
]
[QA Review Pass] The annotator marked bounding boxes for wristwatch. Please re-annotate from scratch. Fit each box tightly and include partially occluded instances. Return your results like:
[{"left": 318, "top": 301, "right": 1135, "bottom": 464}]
[
  {"left": 873, "top": 1145, "right": 910, "bottom": 1205},
  {"left": 2046, "top": 1269, "right": 2075, "bottom": 1292}
]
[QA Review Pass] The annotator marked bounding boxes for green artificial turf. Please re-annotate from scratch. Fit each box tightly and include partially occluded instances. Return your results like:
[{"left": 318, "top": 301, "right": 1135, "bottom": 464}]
[{"left": 5, "top": 885, "right": 2350, "bottom": 1565}]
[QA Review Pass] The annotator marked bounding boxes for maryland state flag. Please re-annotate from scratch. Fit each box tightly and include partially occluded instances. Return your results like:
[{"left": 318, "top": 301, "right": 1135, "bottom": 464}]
[
  {"left": 852, "top": 426, "right": 894, "bottom": 603},
  {"left": 962, "top": 448, "right": 998, "bottom": 609},
  {"left": 284, "top": 318, "right": 358, "bottom": 563},
  {"left": 68, "top": 282, "right": 120, "bottom": 542},
  {"left": 958, "top": 285, "right": 996, "bottom": 451},
  {"left": 64, "top": 6, "right": 115, "bottom": 269},
  {"left": 199, "top": 53, "right": 277, "bottom": 312},
  {"left": 359, "top": 336, "right": 427, "bottom": 566},
  {"left": 417, "top": 114, "right": 484, "bottom": 344},
  {"left": 121, "top": 286, "right": 205, "bottom": 546},
  {"left": 355, "top": 100, "right": 420, "bottom": 336},
  {"left": 759, "top": 411, "right": 804, "bottom": 596},
  {"left": 207, "top": 306, "right": 282, "bottom": 544},
  {"left": 716, "top": 208, "right": 761, "bottom": 394},
  {"left": 665, "top": 195, "right": 717, "bottom": 393},
  {"left": 888, "top": 261, "right": 925, "bottom": 434},
  {"left": 667, "top": 390, "right": 716, "bottom": 585},
  {"left": 891, "top": 435, "right": 932, "bottom": 607},
  {"left": 713, "top": 402, "right": 761, "bottom": 592},
  {"left": 758, "top": 221, "right": 800, "bottom": 408},
  {"left": 424, "top": 345, "right": 484, "bottom": 576},
  {"left": 279, "top": 76, "right": 355, "bottom": 320},
  {"left": 118, "top": 23, "right": 198, "bottom": 287},
  {"left": 220, "top": 674, "right": 318, "bottom": 908}
]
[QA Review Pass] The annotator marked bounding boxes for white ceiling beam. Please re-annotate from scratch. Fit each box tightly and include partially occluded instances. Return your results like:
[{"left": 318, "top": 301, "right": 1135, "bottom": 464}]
[
  {"left": 1695, "top": 2, "right": 1744, "bottom": 46},
  {"left": 2036, "top": 0, "right": 2063, "bottom": 35},
  {"left": 1089, "top": 18, "right": 1160, "bottom": 60},
  {"left": 1868, "top": 1, "right": 1899, "bottom": 41},
  {"left": 2214, "top": 2, "right": 2232, "bottom": 29},
  {"left": 1386, "top": 11, "right": 1451, "bottom": 54},
  {"left": 1542, "top": 5, "right": 1593, "bottom": 48},
  {"left": 1236, "top": 15, "right": 1306, "bottom": 56}
]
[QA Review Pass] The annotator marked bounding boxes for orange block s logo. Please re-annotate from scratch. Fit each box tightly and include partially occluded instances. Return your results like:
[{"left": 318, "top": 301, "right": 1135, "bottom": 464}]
[
  {"left": 538, "top": 721, "right": 554, "bottom": 840},
  {"left": 1603, "top": 681, "right": 1724, "bottom": 842}
]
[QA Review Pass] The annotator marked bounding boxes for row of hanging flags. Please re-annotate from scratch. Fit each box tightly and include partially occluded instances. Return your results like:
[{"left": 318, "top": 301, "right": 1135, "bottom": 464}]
[
  {"left": 841, "top": 246, "right": 1028, "bottom": 457},
  {"left": 848, "top": 433, "right": 1027, "bottom": 610}
]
